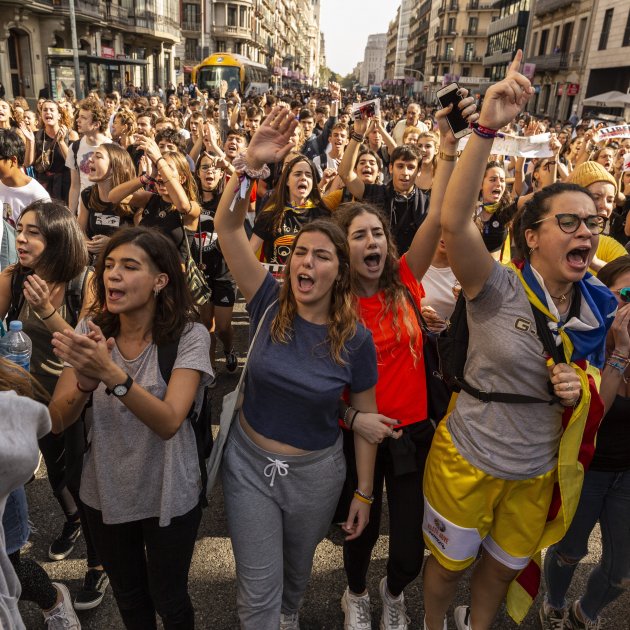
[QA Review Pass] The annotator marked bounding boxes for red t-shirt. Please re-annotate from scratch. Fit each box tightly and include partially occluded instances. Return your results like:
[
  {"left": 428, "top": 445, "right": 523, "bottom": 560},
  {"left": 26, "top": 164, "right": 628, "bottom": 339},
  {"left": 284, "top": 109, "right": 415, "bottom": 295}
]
[{"left": 358, "top": 254, "right": 427, "bottom": 426}]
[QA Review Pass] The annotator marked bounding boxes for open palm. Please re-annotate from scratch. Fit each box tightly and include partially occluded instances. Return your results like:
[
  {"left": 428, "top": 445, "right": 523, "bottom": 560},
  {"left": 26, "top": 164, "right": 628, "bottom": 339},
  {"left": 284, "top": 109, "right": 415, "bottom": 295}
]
[{"left": 247, "top": 107, "right": 299, "bottom": 168}]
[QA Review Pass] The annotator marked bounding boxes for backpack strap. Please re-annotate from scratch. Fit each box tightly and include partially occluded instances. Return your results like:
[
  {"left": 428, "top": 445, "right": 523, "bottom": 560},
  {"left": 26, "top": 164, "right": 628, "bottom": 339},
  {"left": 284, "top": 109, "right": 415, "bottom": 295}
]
[
  {"left": 70, "top": 139, "right": 80, "bottom": 171},
  {"left": 64, "top": 267, "right": 90, "bottom": 328},
  {"left": 7, "top": 266, "right": 31, "bottom": 325}
]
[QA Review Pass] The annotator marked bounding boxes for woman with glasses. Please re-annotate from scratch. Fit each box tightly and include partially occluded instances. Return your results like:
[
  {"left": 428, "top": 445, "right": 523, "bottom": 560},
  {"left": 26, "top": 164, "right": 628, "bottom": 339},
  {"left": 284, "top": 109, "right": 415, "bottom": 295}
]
[
  {"left": 539, "top": 255, "right": 630, "bottom": 630},
  {"left": 421, "top": 53, "right": 617, "bottom": 630}
]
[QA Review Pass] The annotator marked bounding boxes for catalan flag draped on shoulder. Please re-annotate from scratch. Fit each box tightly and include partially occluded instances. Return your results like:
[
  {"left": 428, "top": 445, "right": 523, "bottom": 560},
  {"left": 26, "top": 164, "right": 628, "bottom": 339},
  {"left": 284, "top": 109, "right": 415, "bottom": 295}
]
[{"left": 505, "top": 259, "right": 617, "bottom": 623}]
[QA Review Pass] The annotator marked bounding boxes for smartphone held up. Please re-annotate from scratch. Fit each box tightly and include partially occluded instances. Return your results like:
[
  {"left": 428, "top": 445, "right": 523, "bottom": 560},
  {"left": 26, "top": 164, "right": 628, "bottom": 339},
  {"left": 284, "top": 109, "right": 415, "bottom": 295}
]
[{"left": 436, "top": 83, "right": 471, "bottom": 139}]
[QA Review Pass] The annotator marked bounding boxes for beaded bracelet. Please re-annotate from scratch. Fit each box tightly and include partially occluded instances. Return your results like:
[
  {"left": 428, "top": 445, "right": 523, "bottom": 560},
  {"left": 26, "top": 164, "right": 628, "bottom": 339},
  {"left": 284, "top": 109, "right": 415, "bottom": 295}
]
[
  {"left": 607, "top": 359, "right": 628, "bottom": 373},
  {"left": 354, "top": 489, "right": 374, "bottom": 505},
  {"left": 351, "top": 132, "right": 365, "bottom": 143},
  {"left": 343, "top": 405, "right": 355, "bottom": 428},
  {"left": 438, "top": 150, "right": 457, "bottom": 161}
]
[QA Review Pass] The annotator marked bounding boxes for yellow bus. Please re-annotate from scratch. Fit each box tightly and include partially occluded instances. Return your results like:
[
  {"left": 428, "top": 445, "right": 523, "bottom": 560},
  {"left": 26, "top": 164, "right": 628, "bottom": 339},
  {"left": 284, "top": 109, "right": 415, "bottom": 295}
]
[{"left": 191, "top": 53, "right": 270, "bottom": 96}]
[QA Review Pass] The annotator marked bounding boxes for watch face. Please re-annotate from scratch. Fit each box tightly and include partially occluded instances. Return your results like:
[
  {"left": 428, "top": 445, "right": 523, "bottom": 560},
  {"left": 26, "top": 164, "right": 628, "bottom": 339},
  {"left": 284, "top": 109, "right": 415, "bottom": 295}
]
[{"left": 113, "top": 384, "right": 128, "bottom": 397}]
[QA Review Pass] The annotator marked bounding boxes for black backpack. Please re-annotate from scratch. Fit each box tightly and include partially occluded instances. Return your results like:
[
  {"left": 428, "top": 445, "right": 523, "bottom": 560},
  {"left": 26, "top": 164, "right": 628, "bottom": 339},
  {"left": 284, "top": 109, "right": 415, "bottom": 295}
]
[
  {"left": 436, "top": 291, "right": 574, "bottom": 405},
  {"left": 7, "top": 266, "right": 89, "bottom": 327},
  {"left": 157, "top": 338, "right": 213, "bottom": 508}
]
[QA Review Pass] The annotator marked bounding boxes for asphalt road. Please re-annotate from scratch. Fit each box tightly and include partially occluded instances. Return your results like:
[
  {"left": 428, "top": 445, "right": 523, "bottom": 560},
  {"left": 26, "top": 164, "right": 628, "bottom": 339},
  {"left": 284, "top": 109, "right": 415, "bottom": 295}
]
[{"left": 18, "top": 300, "right": 630, "bottom": 629}]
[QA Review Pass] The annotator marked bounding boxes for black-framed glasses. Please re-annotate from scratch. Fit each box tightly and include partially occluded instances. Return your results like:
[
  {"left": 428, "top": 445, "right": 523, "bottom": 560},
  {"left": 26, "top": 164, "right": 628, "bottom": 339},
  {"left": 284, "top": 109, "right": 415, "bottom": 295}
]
[{"left": 534, "top": 213, "right": 607, "bottom": 235}]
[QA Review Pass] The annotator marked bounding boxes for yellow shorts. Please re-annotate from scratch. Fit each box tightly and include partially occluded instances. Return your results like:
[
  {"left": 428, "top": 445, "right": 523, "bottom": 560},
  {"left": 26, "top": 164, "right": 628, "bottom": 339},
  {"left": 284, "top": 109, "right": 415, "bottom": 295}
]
[{"left": 422, "top": 420, "right": 556, "bottom": 571}]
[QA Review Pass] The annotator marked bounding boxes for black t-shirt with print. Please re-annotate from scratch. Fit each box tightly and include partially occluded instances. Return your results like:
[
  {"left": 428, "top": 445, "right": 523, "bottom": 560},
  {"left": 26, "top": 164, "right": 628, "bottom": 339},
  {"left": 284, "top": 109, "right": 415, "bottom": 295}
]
[
  {"left": 253, "top": 204, "right": 331, "bottom": 265},
  {"left": 81, "top": 186, "right": 134, "bottom": 239}
]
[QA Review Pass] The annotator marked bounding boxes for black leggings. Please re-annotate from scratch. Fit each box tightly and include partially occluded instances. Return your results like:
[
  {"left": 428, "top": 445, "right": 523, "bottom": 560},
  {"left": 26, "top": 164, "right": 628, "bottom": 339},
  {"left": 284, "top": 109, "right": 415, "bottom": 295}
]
[
  {"left": 9, "top": 550, "right": 57, "bottom": 611},
  {"left": 39, "top": 420, "right": 100, "bottom": 567},
  {"left": 342, "top": 421, "right": 435, "bottom": 597},
  {"left": 83, "top": 502, "right": 202, "bottom": 630}
]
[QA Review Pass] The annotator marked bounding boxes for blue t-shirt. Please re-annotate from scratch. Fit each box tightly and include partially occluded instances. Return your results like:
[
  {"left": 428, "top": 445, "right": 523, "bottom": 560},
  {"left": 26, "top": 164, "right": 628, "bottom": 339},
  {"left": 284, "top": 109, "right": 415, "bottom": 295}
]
[{"left": 243, "top": 274, "right": 378, "bottom": 450}]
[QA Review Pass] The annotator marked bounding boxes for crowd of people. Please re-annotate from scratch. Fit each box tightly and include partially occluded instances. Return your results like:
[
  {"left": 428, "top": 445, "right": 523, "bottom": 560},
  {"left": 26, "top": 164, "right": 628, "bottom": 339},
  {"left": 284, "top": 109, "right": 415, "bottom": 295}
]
[{"left": 1, "top": 49, "right": 630, "bottom": 630}]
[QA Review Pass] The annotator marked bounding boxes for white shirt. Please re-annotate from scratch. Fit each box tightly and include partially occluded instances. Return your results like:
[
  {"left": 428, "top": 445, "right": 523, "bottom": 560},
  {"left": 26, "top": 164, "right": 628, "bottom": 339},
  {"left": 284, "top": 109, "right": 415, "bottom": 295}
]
[
  {"left": 65, "top": 136, "right": 112, "bottom": 193},
  {"left": 392, "top": 118, "right": 429, "bottom": 145},
  {"left": 422, "top": 264, "right": 458, "bottom": 321},
  {"left": 0, "top": 178, "right": 50, "bottom": 225}
]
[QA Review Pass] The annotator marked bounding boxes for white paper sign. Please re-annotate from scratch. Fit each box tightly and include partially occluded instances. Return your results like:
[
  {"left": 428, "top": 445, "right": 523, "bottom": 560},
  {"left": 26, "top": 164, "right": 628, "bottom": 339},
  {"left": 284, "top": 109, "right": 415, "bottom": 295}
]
[{"left": 457, "top": 132, "right": 553, "bottom": 158}]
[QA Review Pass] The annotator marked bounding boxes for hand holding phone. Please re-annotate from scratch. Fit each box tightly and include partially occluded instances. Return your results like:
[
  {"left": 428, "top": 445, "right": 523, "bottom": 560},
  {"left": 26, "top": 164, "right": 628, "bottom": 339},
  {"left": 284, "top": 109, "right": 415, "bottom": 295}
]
[{"left": 436, "top": 83, "right": 470, "bottom": 139}]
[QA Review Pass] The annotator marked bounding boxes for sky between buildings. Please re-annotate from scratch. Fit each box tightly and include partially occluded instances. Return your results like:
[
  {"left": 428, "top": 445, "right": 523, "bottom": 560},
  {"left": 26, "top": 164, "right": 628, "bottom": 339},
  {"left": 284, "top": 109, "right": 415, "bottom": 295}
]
[{"left": 320, "top": 0, "right": 399, "bottom": 76}]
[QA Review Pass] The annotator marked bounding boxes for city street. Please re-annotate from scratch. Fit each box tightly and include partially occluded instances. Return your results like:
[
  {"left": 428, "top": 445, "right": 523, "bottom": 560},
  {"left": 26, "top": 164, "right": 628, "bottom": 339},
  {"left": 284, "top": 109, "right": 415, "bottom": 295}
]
[{"left": 17, "top": 300, "right": 630, "bottom": 630}]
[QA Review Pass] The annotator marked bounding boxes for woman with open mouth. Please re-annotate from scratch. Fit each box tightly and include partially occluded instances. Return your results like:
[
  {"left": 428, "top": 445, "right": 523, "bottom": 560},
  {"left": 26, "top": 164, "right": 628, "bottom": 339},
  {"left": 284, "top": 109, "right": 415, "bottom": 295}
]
[
  {"left": 250, "top": 153, "right": 332, "bottom": 268},
  {"left": 215, "top": 106, "right": 379, "bottom": 630},
  {"left": 333, "top": 93, "right": 478, "bottom": 630},
  {"left": 421, "top": 51, "right": 618, "bottom": 630},
  {"left": 49, "top": 227, "right": 212, "bottom": 629},
  {"left": 79, "top": 144, "right": 136, "bottom": 265}
]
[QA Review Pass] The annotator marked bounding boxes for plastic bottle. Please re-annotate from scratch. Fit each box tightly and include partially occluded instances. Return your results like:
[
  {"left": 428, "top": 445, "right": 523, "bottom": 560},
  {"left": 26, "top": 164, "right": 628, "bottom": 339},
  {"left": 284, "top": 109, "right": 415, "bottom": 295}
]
[{"left": 0, "top": 321, "right": 33, "bottom": 372}]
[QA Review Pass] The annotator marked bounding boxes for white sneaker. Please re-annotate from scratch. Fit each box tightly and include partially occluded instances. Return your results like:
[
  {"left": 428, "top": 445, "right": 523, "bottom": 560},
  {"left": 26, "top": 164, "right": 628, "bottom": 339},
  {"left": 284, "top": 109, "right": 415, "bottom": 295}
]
[
  {"left": 454, "top": 605, "right": 472, "bottom": 630},
  {"left": 43, "top": 583, "right": 81, "bottom": 629},
  {"left": 379, "top": 577, "right": 410, "bottom": 630},
  {"left": 424, "top": 615, "right": 448, "bottom": 630},
  {"left": 280, "top": 611, "right": 300, "bottom": 630},
  {"left": 341, "top": 587, "right": 372, "bottom": 630},
  {"left": 539, "top": 600, "right": 566, "bottom": 630}
]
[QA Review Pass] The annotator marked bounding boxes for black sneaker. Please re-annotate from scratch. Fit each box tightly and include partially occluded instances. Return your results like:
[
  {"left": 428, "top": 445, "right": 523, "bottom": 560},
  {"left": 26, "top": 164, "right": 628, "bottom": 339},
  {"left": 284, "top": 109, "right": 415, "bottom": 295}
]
[
  {"left": 74, "top": 569, "right": 110, "bottom": 610},
  {"left": 224, "top": 349, "right": 238, "bottom": 373},
  {"left": 48, "top": 519, "right": 81, "bottom": 561}
]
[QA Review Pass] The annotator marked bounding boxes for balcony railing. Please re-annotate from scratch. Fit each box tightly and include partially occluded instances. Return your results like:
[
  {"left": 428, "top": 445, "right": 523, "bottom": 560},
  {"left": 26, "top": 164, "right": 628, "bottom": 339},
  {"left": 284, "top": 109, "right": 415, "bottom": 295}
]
[
  {"left": 459, "top": 54, "right": 483, "bottom": 63},
  {"left": 461, "top": 29, "right": 484, "bottom": 37},
  {"left": 438, "top": 2, "right": 459, "bottom": 16},
  {"left": 50, "top": 0, "right": 102, "bottom": 20},
  {"left": 212, "top": 24, "right": 252, "bottom": 38},
  {"left": 437, "top": 53, "right": 454, "bottom": 62},
  {"left": 103, "top": 1, "right": 132, "bottom": 26},
  {"left": 132, "top": 10, "right": 180, "bottom": 39},
  {"left": 466, "top": 1, "right": 494, "bottom": 9},
  {"left": 534, "top": 0, "right": 576, "bottom": 17},
  {"left": 435, "top": 27, "right": 458, "bottom": 37},
  {"left": 526, "top": 52, "right": 569, "bottom": 71},
  {"left": 182, "top": 20, "right": 200, "bottom": 32}
]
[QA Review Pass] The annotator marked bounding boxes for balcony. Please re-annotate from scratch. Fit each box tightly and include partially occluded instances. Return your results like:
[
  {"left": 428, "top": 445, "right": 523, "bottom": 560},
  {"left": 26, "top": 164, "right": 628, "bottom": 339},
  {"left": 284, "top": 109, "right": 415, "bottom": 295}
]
[
  {"left": 483, "top": 50, "right": 513, "bottom": 66},
  {"left": 459, "top": 54, "right": 483, "bottom": 63},
  {"left": 466, "top": 1, "right": 494, "bottom": 9},
  {"left": 437, "top": 54, "right": 454, "bottom": 62},
  {"left": 526, "top": 53, "right": 569, "bottom": 72},
  {"left": 534, "top": 0, "right": 576, "bottom": 17},
  {"left": 435, "top": 27, "right": 458, "bottom": 37},
  {"left": 438, "top": 2, "right": 459, "bottom": 16},
  {"left": 461, "top": 29, "right": 485, "bottom": 37},
  {"left": 103, "top": 1, "right": 132, "bottom": 27},
  {"left": 212, "top": 24, "right": 252, "bottom": 39},
  {"left": 131, "top": 10, "right": 180, "bottom": 41},
  {"left": 486, "top": 10, "right": 529, "bottom": 36},
  {"left": 182, "top": 21, "right": 201, "bottom": 32},
  {"left": 48, "top": 0, "right": 103, "bottom": 21}
]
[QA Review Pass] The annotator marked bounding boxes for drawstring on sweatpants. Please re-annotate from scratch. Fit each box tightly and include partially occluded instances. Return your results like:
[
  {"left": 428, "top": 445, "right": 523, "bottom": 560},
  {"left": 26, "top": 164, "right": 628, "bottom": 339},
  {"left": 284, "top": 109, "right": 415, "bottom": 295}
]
[{"left": 264, "top": 458, "right": 289, "bottom": 487}]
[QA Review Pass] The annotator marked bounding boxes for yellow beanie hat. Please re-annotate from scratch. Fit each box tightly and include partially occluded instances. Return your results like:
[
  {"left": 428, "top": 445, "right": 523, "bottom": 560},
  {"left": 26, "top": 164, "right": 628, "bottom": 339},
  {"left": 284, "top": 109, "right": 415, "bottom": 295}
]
[{"left": 568, "top": 161, "right": 618, "bottom": 195}]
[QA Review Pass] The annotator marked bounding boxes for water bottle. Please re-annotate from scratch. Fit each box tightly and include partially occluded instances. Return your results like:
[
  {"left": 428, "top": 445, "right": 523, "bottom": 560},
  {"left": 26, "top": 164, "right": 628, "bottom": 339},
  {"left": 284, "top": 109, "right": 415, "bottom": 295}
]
[{"left": 0, "top": 321, "right": 33, "bottom": 372}]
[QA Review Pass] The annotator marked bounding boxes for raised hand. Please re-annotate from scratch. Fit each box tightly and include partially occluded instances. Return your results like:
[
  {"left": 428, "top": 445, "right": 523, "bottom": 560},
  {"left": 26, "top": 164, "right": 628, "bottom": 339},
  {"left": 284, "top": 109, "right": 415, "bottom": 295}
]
[
  {"left": 478, "top": 50, "right": 534, "bottom": 131},
  {"left": 245, "top": 106, "right": 299, "bottom": 169},
  {"left": 435, "top": 87, "right": 478, "bottom": 149}
]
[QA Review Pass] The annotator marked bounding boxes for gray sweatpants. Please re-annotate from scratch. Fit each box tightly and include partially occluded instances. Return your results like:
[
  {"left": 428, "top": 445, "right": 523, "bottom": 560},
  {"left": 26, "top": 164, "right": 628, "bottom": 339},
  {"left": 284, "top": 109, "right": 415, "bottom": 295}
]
[{"left": 222, "top": 418, "right": 346, "bottom": 630}]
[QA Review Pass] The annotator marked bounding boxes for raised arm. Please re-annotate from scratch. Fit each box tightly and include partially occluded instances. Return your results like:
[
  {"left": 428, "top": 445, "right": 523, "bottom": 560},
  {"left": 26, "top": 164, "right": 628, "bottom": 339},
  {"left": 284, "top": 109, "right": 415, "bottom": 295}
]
[
  {"left": 441, "top": 51, "right": 533, "bottom": 299},
  {"left": 405, "top": 92, "right": 478, "bottom": 281},
  {"left": 108, "top": 154, "right": 153, "bottom": 207},
  {"left": 375, "top": 116, "right": 397, "bottom": 152},
  {"left": 337, "top": 116, "right": 370, "bottom": 200},
  {"left": 215, "top": 106, "right": 298, "bottom": 302}
]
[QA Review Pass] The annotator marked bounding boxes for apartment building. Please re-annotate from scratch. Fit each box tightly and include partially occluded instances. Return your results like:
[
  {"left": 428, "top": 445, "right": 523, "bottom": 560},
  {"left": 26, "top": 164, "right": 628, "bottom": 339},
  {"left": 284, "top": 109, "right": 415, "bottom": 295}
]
[
  {"left": 360, "top": 33, "right": 387, "bottom": 87},
  {"left": 0, "top": 0, "right": 179, "bottom": 101}
]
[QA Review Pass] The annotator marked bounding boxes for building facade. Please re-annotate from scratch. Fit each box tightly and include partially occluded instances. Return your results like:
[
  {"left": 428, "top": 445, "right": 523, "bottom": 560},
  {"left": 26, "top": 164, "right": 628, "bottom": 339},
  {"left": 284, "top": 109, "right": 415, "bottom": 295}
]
[
  {"left": 0, "top": 0, "right": 179, "bottom": 102},
  {"left": 524, "top": 0, "right": 595, "bottom": 121},
  {"left": 360, "top": 33, "right": 387, "bottom": 87}
]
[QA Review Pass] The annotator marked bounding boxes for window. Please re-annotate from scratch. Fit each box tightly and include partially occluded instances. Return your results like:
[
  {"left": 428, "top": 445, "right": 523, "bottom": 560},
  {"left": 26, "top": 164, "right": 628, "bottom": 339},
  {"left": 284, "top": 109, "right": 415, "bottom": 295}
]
[
  {"left": 235, "top": 42, "right": 242, "bottom": 54},
  {"left": 551, "top": 25, "right": 560, "bottom": 52},
  {"left": 623, "top": 10, "right": 630, "bottom": 46},
  {"left": 531, "top": 31, "right": 539, "bottom": 56},
  {"left": 575, "top": 17, "right": 587, "bottom": 57},
  {"left": 240, "top": 6, "right": 247, "bottom": 28},
  {"left": 464, "top": 42, "right": 474, "bottom": 61},
  {"left": 217, "top": 40, "right": 226, "bottom": 52},
  {"left": 227, "top": 6, "right": 237, "bottom": 26},
  {"left": 445, "top": 42, "right": 453, "bottom": 59},
  {"left": 185, "top": 38, "right": 198, "bottom": 60},
  {"left": 448, "top": 17, "right": 456, "bottom": 33},
  {"left": 183, "top": 3, "right": 199, "bottom": 28},
  {"left": 539, "top": 28, "right": 549, "bottom": 55},
  {"left": 599, "top": 8, "right": 613, "bottom": 50},
  {"left": 468, "top": 16, "right": 478, "bottom": 34},
  {"left": 461, "top": 66, "right": 470, "bottom": 77}
]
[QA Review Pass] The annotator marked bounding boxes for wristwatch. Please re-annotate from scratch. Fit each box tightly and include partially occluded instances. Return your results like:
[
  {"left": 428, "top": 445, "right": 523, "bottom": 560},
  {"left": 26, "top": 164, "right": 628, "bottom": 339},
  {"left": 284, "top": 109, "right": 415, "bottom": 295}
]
[{"left": 105, "top": 374, "right": 133, "bottom": 397}]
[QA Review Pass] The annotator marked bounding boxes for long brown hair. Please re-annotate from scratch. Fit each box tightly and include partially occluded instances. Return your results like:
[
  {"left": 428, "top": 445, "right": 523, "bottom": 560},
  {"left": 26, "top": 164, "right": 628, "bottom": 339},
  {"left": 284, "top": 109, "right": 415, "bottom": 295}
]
[
  {"left": 161, "top": 151, "right": 199, "bottom": 207},
  {"left": 262, "top": 155, "right": 330, "bottom": 233},
  {"left": 0, "top": 357, "right": 49, "bottom": 401},
  {"left": 333, "top": 202, "right": 420, "bottom": 364},
  {"left": 88, "top": 227, "right": 198, "bottom": 344},
  {"left": 88, "top": 144, "right": 136, "bottom": 217},
  {"left": 271, "top": 220, "right": 357, "bottom": 366}
]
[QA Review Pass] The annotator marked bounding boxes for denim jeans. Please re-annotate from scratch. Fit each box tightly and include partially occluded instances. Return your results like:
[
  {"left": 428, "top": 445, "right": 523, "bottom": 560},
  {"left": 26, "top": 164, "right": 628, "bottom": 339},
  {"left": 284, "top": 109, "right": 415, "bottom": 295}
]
[
  {"left": 83, "top": 502, "right": 201, "bottom": 630},
  {"left": 544, "top": 469, "right": 630, "bottom": 621}
]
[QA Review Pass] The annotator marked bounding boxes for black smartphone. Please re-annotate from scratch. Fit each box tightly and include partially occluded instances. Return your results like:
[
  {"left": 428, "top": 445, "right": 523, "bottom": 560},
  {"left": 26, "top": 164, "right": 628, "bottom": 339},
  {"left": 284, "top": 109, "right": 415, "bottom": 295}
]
[{"left": 436, "top": 83, "right": 470, "bottom": 138}]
